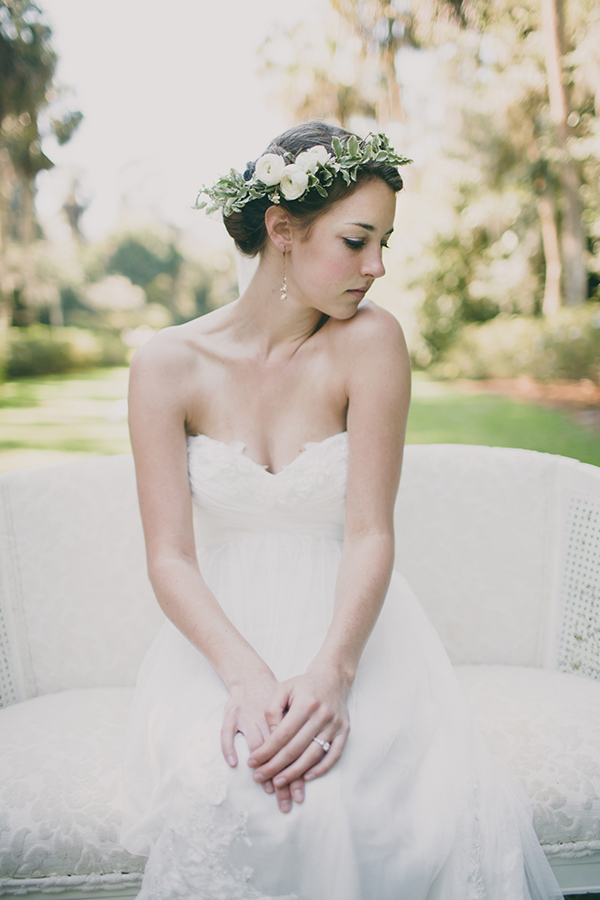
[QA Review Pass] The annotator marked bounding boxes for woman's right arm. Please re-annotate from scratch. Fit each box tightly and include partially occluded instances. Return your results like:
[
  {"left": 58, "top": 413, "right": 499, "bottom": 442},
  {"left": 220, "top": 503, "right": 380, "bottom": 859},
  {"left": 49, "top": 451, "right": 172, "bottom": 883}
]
[{"left": 128, "top": 333, "right": 299, "bottom": 810}]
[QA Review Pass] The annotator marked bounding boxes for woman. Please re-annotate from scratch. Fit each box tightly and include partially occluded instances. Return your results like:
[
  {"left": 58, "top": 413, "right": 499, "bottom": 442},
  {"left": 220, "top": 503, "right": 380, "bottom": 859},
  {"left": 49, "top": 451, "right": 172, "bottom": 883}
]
[{"left": 121, "top": 122, "right": 563, "bottom": 899}]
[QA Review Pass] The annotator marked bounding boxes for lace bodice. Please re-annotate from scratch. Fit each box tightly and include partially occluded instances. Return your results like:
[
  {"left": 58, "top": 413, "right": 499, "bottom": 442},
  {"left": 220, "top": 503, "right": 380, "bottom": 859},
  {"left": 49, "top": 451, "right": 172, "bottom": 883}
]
[{"left": 187, "top": 431, "right": 348, "bottom": 549}]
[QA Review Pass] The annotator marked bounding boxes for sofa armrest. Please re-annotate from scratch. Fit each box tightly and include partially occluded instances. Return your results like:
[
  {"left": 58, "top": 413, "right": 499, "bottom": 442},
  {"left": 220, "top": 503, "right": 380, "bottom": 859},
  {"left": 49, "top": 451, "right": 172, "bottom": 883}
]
[{"left": 550, "top": 460, "right": 600, "bottom": 680}]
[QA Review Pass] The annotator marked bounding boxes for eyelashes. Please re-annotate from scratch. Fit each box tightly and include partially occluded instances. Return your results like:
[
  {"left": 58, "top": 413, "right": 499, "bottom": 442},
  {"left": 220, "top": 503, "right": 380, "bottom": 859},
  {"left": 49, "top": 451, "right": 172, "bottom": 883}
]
[{"left": 343, "top": 239, "right": 390, "bottom": 250}]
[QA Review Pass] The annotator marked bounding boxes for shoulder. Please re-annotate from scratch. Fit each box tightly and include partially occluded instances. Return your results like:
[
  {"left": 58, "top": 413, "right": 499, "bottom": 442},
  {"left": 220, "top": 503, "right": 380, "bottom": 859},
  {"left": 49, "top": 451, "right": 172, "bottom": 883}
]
[
  {"left": 129, "top": 321, "right": 203, "bottom": 386},
  {"left": 327, "top": 301, "right": 410, "bottom": 375},
  {"left": 128, "top": 325, "right": 205, "bottom": 423}
]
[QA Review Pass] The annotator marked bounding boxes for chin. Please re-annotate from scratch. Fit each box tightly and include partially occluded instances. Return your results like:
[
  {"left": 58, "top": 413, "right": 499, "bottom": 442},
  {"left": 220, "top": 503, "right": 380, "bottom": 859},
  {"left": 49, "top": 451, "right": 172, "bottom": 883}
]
[{"left": 329, "top": 305, "right": 361, "bottom": 321}]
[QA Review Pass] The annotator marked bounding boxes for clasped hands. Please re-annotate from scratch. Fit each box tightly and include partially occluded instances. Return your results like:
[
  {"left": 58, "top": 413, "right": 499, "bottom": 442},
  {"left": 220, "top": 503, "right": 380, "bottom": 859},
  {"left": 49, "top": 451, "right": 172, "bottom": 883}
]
[{"left": 221, "top": 666, "right": 350, "bottom": 813}]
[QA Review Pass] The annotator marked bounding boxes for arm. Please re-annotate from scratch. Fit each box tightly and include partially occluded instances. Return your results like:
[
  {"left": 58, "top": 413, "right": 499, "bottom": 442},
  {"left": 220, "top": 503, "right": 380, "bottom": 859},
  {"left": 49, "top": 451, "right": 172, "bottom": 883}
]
[
  {"left": 248, "top": 306, "right": 411, "bottom": 787},
  {"left": 129, "top": 333, "right": 295, "bottom": 809}
]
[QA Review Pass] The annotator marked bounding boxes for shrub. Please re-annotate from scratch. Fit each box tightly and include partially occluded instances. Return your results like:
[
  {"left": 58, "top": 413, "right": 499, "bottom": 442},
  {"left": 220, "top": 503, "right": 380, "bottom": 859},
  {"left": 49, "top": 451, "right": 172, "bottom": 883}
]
[
  {"left": 1, "top": 326, "right": 128, "bottom": 379},
  {"left": 431, "top": 303, "right": 600, "bottom": 383}
]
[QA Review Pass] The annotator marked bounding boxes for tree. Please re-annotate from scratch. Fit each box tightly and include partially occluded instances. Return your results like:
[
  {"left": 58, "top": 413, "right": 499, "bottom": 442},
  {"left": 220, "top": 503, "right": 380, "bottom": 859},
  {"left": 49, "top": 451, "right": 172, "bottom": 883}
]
[
  {"left": 434, "top": 0, "right": 590, "bottom": 310},
  {"left": 0, "top": 0, "right": 82, "bottom": 324}
]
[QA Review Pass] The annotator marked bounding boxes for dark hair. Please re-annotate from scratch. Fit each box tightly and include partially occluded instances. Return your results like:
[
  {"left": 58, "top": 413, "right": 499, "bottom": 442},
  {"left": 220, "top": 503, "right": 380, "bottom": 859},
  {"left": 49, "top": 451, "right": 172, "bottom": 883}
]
[{"left": 224, "top": 121, "right": 405, "bottom": 258}]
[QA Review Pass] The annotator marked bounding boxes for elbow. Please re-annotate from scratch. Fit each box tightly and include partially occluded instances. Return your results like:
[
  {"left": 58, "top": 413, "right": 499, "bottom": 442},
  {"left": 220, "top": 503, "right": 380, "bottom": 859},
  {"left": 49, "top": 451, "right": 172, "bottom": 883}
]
[
  {"left": 147, "top": 550, "right": 197, "bottom": 591},
  {"left": 344, "top": 525, "right": 395, "bottom": 559}
]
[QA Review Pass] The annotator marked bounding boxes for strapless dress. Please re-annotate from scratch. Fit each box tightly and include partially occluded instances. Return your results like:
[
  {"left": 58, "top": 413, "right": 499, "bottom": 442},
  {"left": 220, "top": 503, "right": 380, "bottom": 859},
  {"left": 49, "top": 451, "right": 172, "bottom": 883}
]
[{"left": 120, "top": 431, "right": 563, "bottom": 900}]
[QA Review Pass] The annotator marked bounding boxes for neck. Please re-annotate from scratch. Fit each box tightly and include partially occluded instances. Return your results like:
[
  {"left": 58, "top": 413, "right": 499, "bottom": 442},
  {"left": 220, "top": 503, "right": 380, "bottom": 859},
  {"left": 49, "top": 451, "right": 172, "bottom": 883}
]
[{"left": 229, "top": 249, "right": 324, "bottom": 363}]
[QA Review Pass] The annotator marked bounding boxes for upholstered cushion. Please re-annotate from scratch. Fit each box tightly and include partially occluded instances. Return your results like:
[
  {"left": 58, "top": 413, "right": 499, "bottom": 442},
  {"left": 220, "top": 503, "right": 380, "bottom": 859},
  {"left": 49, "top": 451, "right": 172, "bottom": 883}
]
[
  {"left": 0, "top": 688, "right": 144, "bottom": 893},
  {"left": 456, "top": 665, "right": 600, "bottom": 856},
  {"left": 2, "top": 669, "right": 599, "bottom": 893}
]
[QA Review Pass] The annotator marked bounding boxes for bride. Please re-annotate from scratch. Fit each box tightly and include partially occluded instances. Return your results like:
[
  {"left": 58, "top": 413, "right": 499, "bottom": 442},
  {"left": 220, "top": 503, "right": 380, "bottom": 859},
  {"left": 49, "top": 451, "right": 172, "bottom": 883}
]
[{"left": 120, "top": 122, "right": 563, "bottom": 899}]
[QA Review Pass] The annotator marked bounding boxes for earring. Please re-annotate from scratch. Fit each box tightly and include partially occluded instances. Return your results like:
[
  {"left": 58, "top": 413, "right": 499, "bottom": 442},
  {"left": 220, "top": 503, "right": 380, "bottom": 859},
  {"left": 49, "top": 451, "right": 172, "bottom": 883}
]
[{"left": 280, "top": 248, "right": 287, "bottom": 301}]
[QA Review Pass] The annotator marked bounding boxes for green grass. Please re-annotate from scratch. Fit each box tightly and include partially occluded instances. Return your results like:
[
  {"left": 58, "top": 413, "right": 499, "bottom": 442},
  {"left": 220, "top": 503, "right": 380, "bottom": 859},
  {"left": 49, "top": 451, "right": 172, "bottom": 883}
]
[
  {"left": 406, "top": 373, "right": 600, "bottom": 467},
  {"left": 0, "top": 367, "right": 130, "bottom": 472},
  {"left": 1, "top": 368, "right": 599, "bottom": 472}
]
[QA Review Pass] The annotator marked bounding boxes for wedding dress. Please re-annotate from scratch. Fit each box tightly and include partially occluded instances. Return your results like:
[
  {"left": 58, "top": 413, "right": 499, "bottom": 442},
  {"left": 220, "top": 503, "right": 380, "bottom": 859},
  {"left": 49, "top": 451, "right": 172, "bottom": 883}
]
[{"left": 120, "top": 431, "right": 564, "bottom": 900}]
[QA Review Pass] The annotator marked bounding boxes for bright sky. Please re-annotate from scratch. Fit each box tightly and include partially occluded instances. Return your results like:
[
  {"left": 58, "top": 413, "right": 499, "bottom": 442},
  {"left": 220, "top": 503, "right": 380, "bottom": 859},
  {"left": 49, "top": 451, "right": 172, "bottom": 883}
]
[{"left": 36, "top": 0, "right": 326, "bottom": 242}]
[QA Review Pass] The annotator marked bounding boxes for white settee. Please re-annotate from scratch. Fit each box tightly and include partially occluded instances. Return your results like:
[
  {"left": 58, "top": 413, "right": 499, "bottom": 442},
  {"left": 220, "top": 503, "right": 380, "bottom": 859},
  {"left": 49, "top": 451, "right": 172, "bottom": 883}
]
[{"left": 1, "top": 445, "right": 600, "bottom": 898}]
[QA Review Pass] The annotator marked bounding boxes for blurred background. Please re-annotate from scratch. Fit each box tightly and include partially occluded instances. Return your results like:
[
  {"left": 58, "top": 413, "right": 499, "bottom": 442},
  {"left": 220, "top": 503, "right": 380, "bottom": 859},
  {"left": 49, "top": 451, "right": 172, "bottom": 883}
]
[{"left": 1, "top": 0, "right": 600, "bottom": 472}]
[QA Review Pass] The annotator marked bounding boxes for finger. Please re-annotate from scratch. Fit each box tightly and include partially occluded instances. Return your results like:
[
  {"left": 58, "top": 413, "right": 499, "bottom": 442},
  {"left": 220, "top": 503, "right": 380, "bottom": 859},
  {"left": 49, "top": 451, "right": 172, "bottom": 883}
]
[
  {"left": 264, "top": 687, "right": 288, "bottom": 732},
  {"left": 244, "top": 722, "right": 270, "bottom": 754},
  {"left": 271, "top": 740, "right": 334, "bottom": 787},
  {"left": 220, "top": 715, "right": 238, "bottom": 768},
  {"left": 274, "top": 781, "right": 293, "bottom": 814},
  {"left": 262, "top": 779, "right": 275, "bottom": 795},
  {"left": 290, "top": 777, "right": 305, "bottom": 804},
  {"left": 253, "top": 718, "right": 336, "bottom": 782},
  {"left": 249, "top": 704, "right": 324, "bottom": 769},
  {"left": 303, "top": 733, "right": 347, "bottom": 781}
]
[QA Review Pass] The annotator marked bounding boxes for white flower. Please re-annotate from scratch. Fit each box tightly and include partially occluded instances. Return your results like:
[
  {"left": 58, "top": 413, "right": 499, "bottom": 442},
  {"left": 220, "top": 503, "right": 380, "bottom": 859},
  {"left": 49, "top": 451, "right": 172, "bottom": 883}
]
[
  {"left": 280, "top": 164, "right": 309, "bottom": 200},
  {"left": 295, "top": 145, "right": 330, "bottom": 173},
  {"left": 254, "top": 153, "right": 286, "bottom": 186}
]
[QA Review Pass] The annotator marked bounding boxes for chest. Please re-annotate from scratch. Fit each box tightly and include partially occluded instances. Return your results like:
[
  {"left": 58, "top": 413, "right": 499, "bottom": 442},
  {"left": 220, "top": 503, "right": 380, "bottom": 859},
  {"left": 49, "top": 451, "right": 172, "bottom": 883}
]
[{"left": 185, "top": 352, "right": 348, "bottom": 448}]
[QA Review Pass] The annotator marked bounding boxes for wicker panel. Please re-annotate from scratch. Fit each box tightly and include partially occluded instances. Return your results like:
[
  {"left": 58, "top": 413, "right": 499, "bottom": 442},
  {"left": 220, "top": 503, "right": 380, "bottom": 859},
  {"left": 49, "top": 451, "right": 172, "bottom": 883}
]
[
  {"left": 0, "top": 593, "right": 18, "bottom": 709},
  {"left": 557, "top": 490, "right": 600, "bottom": 680}
]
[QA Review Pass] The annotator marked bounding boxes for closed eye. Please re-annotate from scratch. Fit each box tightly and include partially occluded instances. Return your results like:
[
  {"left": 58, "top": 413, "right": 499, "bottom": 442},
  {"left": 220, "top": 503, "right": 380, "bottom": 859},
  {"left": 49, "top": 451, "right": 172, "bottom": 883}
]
[{"left": 344, "top": 238, "right": 390, "bottom": 250}]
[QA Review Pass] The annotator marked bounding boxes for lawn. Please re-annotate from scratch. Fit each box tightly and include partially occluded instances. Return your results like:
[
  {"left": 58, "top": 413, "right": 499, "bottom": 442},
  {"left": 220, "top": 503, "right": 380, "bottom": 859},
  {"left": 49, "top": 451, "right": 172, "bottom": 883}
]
[
  {"left": 407, "top": 373, "right": 600, "bottom": 467},
  {"left": 0, "top": 367, "right": 599, "bottom": 472},
  {"left": 0, "top": 367, "right": 130, "bottom": 472}
]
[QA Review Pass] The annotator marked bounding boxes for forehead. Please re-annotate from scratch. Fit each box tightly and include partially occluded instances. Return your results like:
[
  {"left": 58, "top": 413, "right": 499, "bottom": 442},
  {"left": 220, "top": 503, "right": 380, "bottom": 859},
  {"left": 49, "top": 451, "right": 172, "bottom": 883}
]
[{"left": 319, "top": 179, "right": 397, "bottom": 231}]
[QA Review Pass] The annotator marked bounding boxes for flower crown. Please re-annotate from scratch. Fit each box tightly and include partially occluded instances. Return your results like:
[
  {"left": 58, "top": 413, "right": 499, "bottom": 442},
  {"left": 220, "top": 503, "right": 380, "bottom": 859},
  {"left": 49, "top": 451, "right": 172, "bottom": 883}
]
[{"left": 195, "top": 132, "right": 411, "bottom": 217}]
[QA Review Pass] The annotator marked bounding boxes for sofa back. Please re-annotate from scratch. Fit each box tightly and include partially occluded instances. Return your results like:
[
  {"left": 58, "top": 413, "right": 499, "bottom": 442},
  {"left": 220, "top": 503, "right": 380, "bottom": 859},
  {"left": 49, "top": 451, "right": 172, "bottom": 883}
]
[
  {"left": 0, "top": 456, "right": 162, "bottom": 707},
  {"left": 1, "top": 446, "right": 599, "bottom": 707},
  {"left": 397, "top": 445, "right": 600, "bottom": 675}
]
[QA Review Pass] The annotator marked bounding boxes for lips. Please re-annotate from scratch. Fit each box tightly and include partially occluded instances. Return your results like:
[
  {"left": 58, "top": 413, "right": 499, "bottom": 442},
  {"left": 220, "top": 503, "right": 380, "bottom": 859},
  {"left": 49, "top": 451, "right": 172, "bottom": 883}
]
[{"left": 347, "top": 285, "right": 370, "bottom": 298}]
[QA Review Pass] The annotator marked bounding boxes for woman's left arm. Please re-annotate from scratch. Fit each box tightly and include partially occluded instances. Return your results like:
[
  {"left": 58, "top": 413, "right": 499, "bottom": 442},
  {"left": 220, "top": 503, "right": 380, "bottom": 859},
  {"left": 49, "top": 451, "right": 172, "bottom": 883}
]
[{"left": 248, "top": 306, "right": 411, "bottom": 789}]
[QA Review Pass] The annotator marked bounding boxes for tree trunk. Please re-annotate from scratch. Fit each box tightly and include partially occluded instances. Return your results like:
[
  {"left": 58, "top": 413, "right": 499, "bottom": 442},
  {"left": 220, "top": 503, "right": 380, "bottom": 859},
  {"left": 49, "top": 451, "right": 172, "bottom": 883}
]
[
  {"left": 378, "top": 40, "right": 404, "bottom": 124},
  {"left": 537, "top": 184, "right": 562, "bottom": 316},
  {"left": 541, "top": 0, "right": 587, "bottom": 307}
]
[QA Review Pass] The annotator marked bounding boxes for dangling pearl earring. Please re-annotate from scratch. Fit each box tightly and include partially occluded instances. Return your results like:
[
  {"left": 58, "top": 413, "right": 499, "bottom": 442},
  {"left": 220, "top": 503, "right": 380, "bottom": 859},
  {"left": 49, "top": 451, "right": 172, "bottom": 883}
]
[{"left": 280, "top": 248, "right": 287, "bottom": 301}]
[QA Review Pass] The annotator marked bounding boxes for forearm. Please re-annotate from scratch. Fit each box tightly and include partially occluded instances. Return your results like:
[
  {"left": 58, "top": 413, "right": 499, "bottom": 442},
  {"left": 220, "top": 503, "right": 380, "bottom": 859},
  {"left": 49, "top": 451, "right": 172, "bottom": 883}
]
[
  {"left": 149, "top": 556, "right": 271, "bottom": 689},
  {"left": 309, "top": 531, "right": 395, "bottom": 690}
]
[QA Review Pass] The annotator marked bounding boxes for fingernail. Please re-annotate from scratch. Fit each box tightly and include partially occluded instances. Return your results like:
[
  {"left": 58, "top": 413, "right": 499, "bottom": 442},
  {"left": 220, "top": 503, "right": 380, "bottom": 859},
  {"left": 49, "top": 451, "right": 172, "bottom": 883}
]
[
  {"left": 280, "top": 800, "right": 291, "bottom": 813},
  {"left": 265, "top": 782, "right": 275, "bottom": 794},
  {"left": 304, "top": 772, "right": 315, "bottom": 781},
  {"left": 254, "top": 772, "right": 265, "bottom": 782},
  {"left": 292, "top": 789, "right": 303, "bottom": 802},
  {"left": 247, "top": 758, "right": 257, "bottom": 768},
  {"left": 273, "top": 776, "right": 286, "bottom": 787},
  {"left": 227, "top": 755, "right": 236, "bottom": 767}
]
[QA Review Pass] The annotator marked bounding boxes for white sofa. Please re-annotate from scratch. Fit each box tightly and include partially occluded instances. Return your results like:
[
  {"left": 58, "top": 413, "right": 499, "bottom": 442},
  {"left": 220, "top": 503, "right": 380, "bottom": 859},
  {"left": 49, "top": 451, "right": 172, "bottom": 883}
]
[{"left": 1, "top": 445, "right": 599, "bottom": 898}]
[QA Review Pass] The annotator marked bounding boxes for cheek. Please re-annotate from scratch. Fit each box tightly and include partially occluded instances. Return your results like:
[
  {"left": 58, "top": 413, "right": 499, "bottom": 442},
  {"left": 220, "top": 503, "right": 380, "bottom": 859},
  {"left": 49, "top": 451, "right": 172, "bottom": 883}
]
[{"left": 301, "top": 248, "right": 352, "bottom": 290}]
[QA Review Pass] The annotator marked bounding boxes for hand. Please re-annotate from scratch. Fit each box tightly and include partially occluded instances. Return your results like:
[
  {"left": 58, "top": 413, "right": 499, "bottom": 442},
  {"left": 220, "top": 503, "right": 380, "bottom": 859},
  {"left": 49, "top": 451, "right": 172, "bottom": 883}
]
[
  {"left": 220, "top": 669, "right": 306, "bottom": 813},
  {"left": 247, "top": 667, "right": 350, "bottom": 792}
]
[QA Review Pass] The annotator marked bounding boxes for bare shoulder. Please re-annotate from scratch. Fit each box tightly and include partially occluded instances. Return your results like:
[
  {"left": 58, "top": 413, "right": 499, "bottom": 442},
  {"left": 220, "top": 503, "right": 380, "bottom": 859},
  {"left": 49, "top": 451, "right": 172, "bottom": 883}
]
[
  {"left": 129, "top": 321, "right": 203, "bottom": 387},
  {"left": 328, "top": 301, "right": 409, "bottom": 372}
]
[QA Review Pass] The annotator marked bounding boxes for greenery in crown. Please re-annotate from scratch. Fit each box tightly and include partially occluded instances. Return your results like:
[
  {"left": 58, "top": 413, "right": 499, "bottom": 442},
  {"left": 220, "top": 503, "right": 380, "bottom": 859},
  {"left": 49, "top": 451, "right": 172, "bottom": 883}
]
[{"left": 195, "top": 133, "right": 412, "bottom": 218}]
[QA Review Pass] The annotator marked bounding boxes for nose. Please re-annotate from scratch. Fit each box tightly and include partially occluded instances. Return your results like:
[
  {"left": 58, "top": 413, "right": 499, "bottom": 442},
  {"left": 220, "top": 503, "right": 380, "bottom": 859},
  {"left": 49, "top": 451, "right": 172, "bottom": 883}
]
[{"left": 361, "top": 246, "right": 386, "bottom": 280}]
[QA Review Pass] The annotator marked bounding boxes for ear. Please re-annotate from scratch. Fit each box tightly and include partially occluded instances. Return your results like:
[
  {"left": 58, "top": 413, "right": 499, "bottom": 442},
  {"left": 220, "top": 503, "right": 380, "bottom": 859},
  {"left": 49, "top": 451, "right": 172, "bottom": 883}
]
[{"left": 264, "top": 204, "right": 293, "bottom": 253}]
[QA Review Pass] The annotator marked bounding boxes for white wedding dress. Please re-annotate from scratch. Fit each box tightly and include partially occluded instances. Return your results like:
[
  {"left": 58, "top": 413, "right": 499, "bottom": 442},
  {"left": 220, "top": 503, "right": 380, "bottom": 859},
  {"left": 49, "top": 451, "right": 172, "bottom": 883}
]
[{"left": 121, "top": 431, "right": 564, "bottom": 900}]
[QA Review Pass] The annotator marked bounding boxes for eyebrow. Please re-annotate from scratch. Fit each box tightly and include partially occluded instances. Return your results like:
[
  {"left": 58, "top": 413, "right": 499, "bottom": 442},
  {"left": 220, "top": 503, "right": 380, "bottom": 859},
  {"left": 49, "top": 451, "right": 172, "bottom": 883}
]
[{"left": 346, "top": 222, "right": 394, "bottom": 234}]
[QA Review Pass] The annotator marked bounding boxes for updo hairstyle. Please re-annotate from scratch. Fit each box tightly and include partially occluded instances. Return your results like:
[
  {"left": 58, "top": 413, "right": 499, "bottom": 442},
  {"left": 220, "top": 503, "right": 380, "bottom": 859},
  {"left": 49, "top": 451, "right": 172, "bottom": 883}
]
[{"left": 224, "top": 121, "right": 404, "bottom": 258}]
